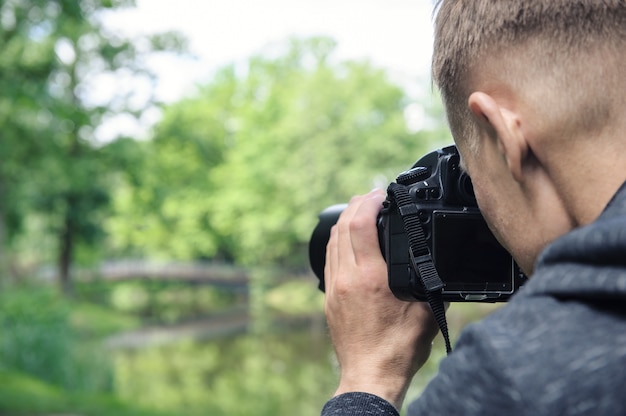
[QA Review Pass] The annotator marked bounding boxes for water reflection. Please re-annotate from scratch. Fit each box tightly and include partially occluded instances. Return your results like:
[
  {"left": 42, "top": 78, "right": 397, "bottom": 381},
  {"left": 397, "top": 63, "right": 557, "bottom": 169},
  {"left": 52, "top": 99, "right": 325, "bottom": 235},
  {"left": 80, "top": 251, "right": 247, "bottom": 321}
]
[{"left": 113, "top": 319, "right": 336, "bottom": 416}]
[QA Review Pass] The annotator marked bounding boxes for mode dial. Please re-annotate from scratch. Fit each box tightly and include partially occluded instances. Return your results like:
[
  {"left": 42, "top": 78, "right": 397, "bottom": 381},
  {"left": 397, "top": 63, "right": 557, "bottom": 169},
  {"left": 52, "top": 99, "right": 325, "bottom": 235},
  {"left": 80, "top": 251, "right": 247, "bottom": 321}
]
[{"left": 395, "top": 166, "right": 429, "bottom": 185}]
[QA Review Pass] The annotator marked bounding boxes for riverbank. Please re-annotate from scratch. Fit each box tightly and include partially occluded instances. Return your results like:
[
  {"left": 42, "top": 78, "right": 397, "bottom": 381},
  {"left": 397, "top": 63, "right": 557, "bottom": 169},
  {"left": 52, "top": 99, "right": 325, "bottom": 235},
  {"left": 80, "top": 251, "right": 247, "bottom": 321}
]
[
  {"left": 0, "top": 275, "right": 330, "bottom": 415},
  {"left": 0, "top": 359, "right": 168, "bottom": 416}
]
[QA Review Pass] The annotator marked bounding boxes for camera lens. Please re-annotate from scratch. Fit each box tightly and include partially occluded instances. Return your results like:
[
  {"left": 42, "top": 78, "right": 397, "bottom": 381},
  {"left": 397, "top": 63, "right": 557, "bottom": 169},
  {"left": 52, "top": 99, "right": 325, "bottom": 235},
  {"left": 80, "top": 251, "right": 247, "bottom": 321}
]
[{"left": 308, "top": 204, "right": 346, "bottom": 291}]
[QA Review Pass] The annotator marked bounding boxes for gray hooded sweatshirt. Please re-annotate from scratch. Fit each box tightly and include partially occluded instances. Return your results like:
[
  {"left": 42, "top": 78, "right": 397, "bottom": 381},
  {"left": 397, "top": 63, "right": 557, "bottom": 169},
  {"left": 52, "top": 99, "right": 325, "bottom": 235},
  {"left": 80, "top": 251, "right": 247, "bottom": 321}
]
[{"left": 322, "top": 182, "right": 626, "bottom": 416}]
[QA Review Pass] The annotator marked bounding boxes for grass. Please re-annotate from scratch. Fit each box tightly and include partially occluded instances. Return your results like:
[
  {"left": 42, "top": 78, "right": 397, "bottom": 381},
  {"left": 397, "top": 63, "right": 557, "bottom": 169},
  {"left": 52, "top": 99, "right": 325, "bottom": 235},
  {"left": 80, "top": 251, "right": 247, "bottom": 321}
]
[
  {"left": 0, "top": 284, "right": 161, "bottom": 415},
  {"left": 0, "top": 368, "right": 169, "bottom": 416}
]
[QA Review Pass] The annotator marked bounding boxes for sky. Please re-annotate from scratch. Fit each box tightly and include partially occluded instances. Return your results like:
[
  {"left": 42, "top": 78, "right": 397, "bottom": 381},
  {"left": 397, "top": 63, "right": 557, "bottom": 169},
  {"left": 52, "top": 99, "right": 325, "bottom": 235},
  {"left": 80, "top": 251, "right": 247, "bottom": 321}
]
[{"left": 98, "top": 0, "right": 436, "bottom": 140}]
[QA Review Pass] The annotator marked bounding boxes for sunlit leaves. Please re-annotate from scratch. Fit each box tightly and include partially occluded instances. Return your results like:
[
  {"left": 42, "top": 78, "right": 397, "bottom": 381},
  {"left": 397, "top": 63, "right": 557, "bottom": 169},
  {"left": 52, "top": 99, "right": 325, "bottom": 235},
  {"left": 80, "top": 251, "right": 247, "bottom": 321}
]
[
  {"left": 0, "top": 0, "right": 187, "bottom": 293},
  {"left": 110, "top": 37, "right": 440, "bottom": 266}
]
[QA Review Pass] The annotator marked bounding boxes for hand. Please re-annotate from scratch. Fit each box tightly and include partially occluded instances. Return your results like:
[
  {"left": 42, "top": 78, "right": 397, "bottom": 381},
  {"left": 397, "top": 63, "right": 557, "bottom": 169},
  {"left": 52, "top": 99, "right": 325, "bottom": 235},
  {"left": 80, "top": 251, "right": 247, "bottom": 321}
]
[{"left": 324, "top": 189, "right": 440, "bottom": 410}]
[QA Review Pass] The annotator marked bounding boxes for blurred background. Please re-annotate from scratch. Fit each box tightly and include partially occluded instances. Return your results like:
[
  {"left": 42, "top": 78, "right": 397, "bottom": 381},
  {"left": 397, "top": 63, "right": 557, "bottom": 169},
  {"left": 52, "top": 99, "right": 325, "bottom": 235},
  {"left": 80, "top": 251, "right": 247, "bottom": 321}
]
[{"left": 0, "top": 0, "right": 498, "bottom": 414}]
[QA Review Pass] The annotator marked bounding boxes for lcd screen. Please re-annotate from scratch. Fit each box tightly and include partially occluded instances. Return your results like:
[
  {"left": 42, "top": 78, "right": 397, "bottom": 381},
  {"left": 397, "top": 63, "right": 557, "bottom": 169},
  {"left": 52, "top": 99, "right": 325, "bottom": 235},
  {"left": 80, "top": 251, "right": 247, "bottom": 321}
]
[{"left": 432, "top": 211, "right": 514, "bottom": 294}]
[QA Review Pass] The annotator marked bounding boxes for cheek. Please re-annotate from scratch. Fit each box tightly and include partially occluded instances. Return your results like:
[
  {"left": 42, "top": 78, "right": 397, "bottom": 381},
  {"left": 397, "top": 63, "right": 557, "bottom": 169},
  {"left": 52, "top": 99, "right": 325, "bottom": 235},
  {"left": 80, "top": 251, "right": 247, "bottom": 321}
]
[
  {"left": 472, "top": 180, "right": 494, "bottom": 221},
  {"left": 473, "top": 184, "right": 509, "bottom": 249},
  {"left": 475, "top": 185, "right": 541, "bottom": 275}
]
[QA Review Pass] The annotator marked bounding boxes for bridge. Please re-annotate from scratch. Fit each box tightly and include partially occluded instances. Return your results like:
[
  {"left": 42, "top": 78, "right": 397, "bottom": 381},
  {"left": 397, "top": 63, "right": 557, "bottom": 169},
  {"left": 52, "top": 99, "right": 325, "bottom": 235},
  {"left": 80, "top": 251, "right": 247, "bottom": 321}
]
[{"left": 72, "top": 260, "right": 250, "bottom": 291}]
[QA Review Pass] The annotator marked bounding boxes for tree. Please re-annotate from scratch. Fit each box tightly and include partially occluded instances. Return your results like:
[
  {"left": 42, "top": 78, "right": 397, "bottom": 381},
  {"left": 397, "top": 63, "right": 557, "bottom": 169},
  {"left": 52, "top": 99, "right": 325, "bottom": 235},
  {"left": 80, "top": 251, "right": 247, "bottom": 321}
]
[
  {"left": 0, "top": 0, "right": 61, "bottom": 284},
  {"left": 108, "top": 37, "right": 443, "bottom": 267},
  {"left": 0, "top": 0, "right": 186, "bottom": 294}
]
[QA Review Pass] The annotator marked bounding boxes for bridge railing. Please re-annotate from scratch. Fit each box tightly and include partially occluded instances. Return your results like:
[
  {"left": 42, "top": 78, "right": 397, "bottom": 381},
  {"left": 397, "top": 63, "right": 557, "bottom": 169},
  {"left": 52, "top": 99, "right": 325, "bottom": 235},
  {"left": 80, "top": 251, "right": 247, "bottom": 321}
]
[{"left": 38, "top": 260, "right": 250, "bottom": 289}]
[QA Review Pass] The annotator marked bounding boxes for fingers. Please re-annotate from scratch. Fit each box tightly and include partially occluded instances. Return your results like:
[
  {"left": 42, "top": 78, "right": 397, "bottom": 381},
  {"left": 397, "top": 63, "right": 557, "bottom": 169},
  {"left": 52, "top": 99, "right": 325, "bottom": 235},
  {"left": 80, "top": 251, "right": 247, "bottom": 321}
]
[
  {"left": 349, "top": 190, "right": 386, "bottom": 265},
  {"left": 324, "top": 224, "right": 338, "bottom": 292},
  {"left": 324, "top": 189, "right": 386, "bottom": 294}
]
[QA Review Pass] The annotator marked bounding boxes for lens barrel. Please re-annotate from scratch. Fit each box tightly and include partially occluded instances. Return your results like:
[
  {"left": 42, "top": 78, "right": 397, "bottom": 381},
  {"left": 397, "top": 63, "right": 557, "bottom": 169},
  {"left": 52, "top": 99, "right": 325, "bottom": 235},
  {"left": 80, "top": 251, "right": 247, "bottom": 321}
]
[{"left": 308, "top": 204, "right": 346, "bottom": 291}]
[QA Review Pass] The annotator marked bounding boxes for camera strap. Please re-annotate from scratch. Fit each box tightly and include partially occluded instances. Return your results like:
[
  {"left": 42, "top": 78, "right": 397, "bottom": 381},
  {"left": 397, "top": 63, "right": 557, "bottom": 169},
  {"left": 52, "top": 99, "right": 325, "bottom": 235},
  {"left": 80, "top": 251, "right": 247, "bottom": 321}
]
[{"left": 387, "top": 182, "right": 453, "bottom": 354}]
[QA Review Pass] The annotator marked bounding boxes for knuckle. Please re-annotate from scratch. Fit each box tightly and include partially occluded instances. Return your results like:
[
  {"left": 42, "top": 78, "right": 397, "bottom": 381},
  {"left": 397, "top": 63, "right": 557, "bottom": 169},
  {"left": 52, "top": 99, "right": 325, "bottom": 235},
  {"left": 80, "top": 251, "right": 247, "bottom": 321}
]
[
  {"left": 348, "top": 215, "right": 371, "bottom": 234},
  {"left": 333, "top": 278, "right": 352, "bottom": 297},
  {"left": 348, "top": 194, "right": 364, "bottom": 205}
]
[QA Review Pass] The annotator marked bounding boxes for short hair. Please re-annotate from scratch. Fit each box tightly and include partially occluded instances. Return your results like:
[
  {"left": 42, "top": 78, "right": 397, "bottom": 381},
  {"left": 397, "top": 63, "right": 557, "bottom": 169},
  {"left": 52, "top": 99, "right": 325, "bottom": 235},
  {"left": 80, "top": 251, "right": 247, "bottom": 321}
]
[{"left": 432, "top": 0, "right": 626, "bottom": 148}]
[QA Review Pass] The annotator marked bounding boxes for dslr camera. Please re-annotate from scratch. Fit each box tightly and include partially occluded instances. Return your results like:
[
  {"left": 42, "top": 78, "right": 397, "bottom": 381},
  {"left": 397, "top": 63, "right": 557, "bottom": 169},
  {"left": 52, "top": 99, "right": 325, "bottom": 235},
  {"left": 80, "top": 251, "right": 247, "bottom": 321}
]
[{"left": 309, "top": 145, "right": 526, "bottom": 302}]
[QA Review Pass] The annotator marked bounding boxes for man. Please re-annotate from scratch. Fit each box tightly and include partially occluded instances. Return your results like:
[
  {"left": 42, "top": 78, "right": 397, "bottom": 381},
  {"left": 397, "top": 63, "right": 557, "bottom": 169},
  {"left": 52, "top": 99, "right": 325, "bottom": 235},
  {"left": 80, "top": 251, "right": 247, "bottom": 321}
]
[{"left": 321, "top": 1, "right": 626, "bottom": 415}]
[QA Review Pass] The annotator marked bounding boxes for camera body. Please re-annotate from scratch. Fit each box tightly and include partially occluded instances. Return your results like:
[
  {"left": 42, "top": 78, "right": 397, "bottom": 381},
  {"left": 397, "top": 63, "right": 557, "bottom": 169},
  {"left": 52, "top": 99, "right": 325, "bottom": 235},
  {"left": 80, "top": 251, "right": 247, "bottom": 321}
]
[
  {"left": 309, "top": 145, "right": 527, "bottom": 302},
  {"left": 379, "top": 145, "right": 526, "bottom": 301}
]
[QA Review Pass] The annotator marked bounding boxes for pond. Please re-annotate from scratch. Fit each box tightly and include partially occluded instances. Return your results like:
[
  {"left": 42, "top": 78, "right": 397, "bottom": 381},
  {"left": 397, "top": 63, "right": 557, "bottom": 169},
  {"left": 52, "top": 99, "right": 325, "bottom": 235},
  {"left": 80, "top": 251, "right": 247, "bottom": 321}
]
[
  {"left": 0, "top": 281, "right": 495, "bottom": 414},
  {"left": 112, "top": 317, "right": 338, "bottom": 416},
  {"left": 102, "top": 277, "right": 495, "bottom": 416}
]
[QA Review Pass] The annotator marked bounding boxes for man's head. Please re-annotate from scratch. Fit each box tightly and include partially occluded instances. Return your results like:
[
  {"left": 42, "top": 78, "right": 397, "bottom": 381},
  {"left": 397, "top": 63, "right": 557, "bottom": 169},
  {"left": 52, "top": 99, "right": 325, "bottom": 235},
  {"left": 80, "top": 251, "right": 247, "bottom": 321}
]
[
  {"left": 432, "top": 0, "right": 626, "bottom": 274},
  {"left": 433, "top": 0, "right": 626, "bottom": 150}
]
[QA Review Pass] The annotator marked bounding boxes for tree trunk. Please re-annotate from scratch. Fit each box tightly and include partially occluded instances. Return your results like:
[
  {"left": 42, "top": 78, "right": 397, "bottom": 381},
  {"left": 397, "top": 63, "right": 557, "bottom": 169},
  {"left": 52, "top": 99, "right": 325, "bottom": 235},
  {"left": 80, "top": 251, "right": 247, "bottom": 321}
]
[
  {"left": 58, "top": 206, "right": 74, "bottom": 297},
  {"left": 0, "top": 175, "right": 7, "bottom": 289}
]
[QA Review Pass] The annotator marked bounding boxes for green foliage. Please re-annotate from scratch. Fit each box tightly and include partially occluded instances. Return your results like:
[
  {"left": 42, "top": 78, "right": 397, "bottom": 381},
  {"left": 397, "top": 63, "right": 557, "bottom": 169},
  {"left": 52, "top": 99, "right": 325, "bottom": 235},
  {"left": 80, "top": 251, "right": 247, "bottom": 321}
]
[
  {"left": 0, "top": 0, "right": 187, "bottom": 292},
  {"left": 108, "top": 37, "right": 441, "bottom": 266},
  {"left": 0, "top": 286, "right": 111, "bottom": 392},
  {"left": 0, "top": 368, "right": 66, "bottom": 414},
  {"left": 0, "top": 368, "right": 170, "bottom": 416},
  {"left": 0, "top": 287, "right": 71, "bottom": 383}
]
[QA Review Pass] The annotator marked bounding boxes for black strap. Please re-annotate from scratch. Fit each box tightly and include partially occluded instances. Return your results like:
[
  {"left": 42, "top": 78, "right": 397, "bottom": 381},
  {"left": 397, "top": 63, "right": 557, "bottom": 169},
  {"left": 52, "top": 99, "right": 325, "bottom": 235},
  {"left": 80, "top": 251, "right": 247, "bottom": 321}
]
[{"left": 387, "top": 182, "right": 452, "bottom": 354}]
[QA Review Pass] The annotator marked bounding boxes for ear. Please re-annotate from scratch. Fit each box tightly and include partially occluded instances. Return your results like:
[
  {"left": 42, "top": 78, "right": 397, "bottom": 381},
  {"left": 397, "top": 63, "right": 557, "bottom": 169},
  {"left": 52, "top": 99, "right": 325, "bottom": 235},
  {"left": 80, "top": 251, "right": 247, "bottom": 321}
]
[{"left": 468, "top": 92, "right": 528, "bottom": 182}]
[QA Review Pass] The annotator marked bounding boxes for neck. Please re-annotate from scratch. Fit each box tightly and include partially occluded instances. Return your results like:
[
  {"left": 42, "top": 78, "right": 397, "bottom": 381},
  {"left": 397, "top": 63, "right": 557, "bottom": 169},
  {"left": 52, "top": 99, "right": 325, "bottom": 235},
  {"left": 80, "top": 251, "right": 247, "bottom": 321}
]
[{"left": 539, "top": 133, "right": 626, "bottom": 227}]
